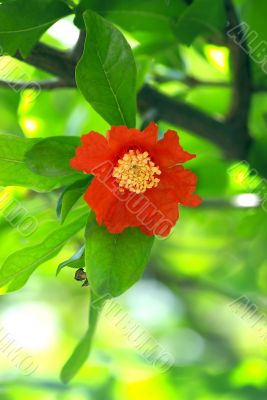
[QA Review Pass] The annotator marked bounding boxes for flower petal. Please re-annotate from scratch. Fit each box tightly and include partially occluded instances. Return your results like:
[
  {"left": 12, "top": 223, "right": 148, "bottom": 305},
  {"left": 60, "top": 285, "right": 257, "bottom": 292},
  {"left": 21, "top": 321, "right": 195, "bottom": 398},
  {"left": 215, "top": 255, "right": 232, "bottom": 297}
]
[
  {"left": 138, "top": 188, "right": 179, "bottom": 237},
  {"left": 107, "top": 124, "right": 158, "bottom": 155},
  {"left": 142, "top": 122, "right": 158, "bottom": 144},
  {"left": 151, "top": 130, "right": 195, "bottom": 168},
  {"left": 85, "top": 177, "right": 140, "bottom": 234},
  {"left": 160, "top": 166, "right": 202, "bottom": 207},
  {"left": 70, "top": 132, "right": 113, "bottom": 174}
]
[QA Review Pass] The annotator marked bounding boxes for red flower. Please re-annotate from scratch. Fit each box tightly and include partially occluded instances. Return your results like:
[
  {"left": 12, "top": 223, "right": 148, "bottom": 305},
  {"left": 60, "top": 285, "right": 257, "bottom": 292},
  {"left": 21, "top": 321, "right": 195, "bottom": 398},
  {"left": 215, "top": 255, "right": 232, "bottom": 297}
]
[{"left": 70, "top": 123, "right": 201, "bottom": 237}]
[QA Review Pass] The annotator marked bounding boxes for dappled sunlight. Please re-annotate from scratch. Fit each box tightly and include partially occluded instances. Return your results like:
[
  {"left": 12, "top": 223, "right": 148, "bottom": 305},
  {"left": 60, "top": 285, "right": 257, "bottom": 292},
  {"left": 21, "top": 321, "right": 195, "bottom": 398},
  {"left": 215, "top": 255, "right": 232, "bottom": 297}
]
[
  {"left": 20, "top": 117, "right": 42, "bottom": 137},
  {"left": 205, "top": 45, "right": 230, "bottom": 74}
]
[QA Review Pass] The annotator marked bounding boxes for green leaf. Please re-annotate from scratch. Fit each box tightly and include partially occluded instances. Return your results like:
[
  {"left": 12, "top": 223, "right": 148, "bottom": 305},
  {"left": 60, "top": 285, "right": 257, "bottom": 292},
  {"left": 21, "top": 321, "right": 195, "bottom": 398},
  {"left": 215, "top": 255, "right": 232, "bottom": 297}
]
[
  {"left": 174, "top": 0, "right": 226, "bottom": 45},
  {"left": 0, "top": 210, "right": 88, "bottom": 292},
  {"left": 0, "top": 135, "right": 78, "bottom": 192},
  {"left": 75, "top": 0, "right": 187, "bottom": 33},
  {"left": 56, "top": 245, "right": 85, "bottom": 276},
  {"left": 85, "top": 213, "right": 154, "bottom": 297},
  {"left": 0, "top": 0, "right": 71, "bottom": 57},
  {"left": 25, "top": 136, "right": 82, "bottom": 178},
  {"left": 60, "top": 290, "right": 106, "bottom": 384},
  {"left": 57, "top": 177, "right": 92, "bottom": 223},
  {"left": 76, "top": 10, "right": 137, "bottom": 127}
]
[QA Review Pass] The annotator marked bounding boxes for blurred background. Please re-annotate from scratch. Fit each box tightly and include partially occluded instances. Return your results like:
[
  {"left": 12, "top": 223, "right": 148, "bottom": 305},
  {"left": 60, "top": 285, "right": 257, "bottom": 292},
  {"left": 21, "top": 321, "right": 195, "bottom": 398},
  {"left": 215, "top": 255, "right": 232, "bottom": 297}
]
[{"left": 1, "top": 0, "right": 267, "bottom": 398}]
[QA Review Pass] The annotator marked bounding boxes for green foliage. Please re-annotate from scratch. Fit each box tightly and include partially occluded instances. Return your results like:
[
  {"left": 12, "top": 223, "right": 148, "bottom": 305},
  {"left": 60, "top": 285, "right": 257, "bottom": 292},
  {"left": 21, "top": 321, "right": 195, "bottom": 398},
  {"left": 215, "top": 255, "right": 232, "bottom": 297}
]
[
  {"left": 85, "top": 214, "right": 154, "bottom": 297},
  {"left": 57, "top": 177, "right": 92, "bottom": 223},
  {"left": 56, "top": 245, "right": 85, "bottom": 275},
  {"left": 174, "top": 0, "right": 226, "bottom": 45},
  {"left": 0, "top": 0, "right": 71, "bottom": 56},
  {"left": 0, "top": 135, "right": 77, "bottom": 191},
  {"left": 74, "top": 0, "right": 188, "bottom": 72},
  {"left": 25, "top": 136, "right": 81, "bottom": 178},
  {"left": 0, "top": 209, "right": 88, "bottom": 292},
  {"left": 76, "top": 11, "right": 137, "bottom": 127},
  {"left": 75, "top": 0, "right": 226, "bottom": 50},
  {"left": 74, "top": 0, "right": 187, "bottom": 32}
]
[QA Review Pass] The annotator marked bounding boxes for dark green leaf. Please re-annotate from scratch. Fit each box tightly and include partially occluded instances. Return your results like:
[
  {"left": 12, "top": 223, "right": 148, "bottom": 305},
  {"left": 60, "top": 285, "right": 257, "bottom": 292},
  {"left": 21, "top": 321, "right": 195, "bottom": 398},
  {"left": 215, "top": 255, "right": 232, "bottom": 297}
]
[
  {"left": 75, "top": 0, "right": 187, "bottom": 72},
  {"left": 0, "top": 135, "right": 78, "bottom": 191},
  {"left": 56, "top": 245, "right": 85, "bottom": 276},
  {"left": 60, "top": 290, "right": 106, "bottom": 384},
  {"left": 25, "top": 136, "right": 82, "bottom": 178},
  {"left": 76, "top": 11, "right": 137, "bottom": 127},
  {"left": 85, "top": 213, "right": 154, "bottom": 297},
  {"left": 0, "top": 210, "right": 88, "bottom": 292},
  {"left": 174, "top": 0, "right": 226, "bottom": 45},
  {"left": 75, "top": 0, "right": 186, "bottom": 33},
  {"left": 57, "top": 176, "right": 92, "bottom": 223},
  {"left": 0, "top": 0, "right": 71, "bottom": 57}
]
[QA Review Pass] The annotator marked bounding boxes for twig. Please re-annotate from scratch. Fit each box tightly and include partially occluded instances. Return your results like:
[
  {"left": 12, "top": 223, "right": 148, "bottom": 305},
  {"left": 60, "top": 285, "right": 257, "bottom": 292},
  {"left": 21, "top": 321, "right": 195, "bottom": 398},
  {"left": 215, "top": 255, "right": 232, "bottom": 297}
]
[
  {"left": 154, "top": 74, "right": 230, "bottom": 88},
  {"left": 154, "top": 75, "right": 267, "bottom": 92},
  {"left": 71, "top": 30, "right": 86, "bottom": 62},
  {"left": 0, "top": 78, "right": 75, "bottom": 90}
]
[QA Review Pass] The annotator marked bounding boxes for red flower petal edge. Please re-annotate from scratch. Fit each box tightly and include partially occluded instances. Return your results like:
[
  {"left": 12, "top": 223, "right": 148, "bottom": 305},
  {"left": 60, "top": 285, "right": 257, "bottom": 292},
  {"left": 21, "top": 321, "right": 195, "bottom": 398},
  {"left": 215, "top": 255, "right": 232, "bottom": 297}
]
[{"left": 70, "top": 123, "right": 202, "bottom": 237}]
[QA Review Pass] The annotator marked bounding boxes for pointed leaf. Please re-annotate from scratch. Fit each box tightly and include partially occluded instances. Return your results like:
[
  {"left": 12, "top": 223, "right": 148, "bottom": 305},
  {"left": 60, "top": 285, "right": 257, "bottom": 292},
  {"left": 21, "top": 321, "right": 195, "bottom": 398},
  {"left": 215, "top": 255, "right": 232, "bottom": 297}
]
[
  {"left": 56, "top": 246, "right": 85, "bottom": 276},
  {"left": 76, "top": 11, "right": 137, "bottom": 127}
]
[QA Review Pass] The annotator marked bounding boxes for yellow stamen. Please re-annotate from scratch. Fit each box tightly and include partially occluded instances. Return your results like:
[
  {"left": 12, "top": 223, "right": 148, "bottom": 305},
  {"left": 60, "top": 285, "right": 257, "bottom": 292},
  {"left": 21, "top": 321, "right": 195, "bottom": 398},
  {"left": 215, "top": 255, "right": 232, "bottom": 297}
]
[{"left": 112, "top": 149, "right": 161, "bottom": 193}]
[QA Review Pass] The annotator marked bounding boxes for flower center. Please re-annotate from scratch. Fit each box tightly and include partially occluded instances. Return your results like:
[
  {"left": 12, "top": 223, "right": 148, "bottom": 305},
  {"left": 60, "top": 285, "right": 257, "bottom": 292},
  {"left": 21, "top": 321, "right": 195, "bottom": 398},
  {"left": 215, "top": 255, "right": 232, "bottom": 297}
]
[{"left": 112, "top": 149, "right": 161, "bottom": 194}]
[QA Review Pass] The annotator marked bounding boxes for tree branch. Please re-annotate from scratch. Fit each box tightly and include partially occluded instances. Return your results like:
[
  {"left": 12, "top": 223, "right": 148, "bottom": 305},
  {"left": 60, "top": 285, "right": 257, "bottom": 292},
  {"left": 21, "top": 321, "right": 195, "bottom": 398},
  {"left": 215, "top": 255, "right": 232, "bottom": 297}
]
[
  {"left": 13, "top": 39, "right": 248, "bottom": 158},
  {"left": 154, "top": 74, "right": 267, "bottom": 92},
  {"left": 71, "top": 30, "right": 86, "bottom": 62},
  {"left": 224, "top": 0, "right": 252, "bottom": 153},
  {"left": 225, "top": 0, "right": 252, "bottom": 121},
  {"left": 13, "top": 41, "right": 240, "bottom": 157},
  {"left": 0, "top": 78, "right": 75, "bottom": 90},
  {"left": 253, "top": 85, "right": 267, "bottom": 93},
  {"left": 15, "top": 42, "right": 76, "bottom": 84},
  {"left": 154, "top": 74, "right": 230, "bottom": 88},
  {"left": 138, "top": 84, "right": 241, "bottom": 158},
  {"left": 7, "top": 2, "right": 253, "bottom": 161}
]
